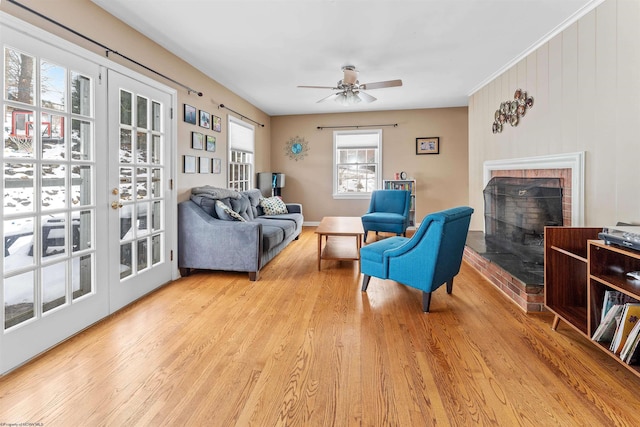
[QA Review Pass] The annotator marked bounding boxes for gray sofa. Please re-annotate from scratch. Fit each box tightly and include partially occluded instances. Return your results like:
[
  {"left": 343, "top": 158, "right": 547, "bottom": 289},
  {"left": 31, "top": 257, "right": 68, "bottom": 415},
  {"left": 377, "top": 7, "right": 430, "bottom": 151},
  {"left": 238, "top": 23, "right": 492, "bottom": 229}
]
[{"left": 178, "top": 187, "right": 303, "bottom": 280}]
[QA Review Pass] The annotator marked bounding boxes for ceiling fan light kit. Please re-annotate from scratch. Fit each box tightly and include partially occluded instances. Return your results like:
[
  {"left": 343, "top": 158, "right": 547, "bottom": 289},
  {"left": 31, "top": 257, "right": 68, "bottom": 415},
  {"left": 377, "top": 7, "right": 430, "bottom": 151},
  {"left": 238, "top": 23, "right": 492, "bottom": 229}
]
[{"left": 298, "top": 65, "right": 402, "bottom": 106}]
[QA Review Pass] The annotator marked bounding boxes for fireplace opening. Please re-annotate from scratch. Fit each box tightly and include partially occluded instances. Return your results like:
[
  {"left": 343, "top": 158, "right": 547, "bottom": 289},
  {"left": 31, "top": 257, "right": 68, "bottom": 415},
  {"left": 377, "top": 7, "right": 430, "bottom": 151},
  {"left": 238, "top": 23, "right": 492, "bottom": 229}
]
[{"left": 484, "top": 177, "right": 563, "bottom": 267}]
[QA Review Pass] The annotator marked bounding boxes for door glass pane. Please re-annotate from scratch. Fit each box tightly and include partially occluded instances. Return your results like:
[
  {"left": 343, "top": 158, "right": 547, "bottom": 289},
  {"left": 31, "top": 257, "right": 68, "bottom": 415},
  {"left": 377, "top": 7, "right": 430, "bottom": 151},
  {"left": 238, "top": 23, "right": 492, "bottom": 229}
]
[
  {"left": 136, "top": 167, "right": 148, "bottom": 199},
  {"left": 4, "top": 218, "right": 34, "bottom": 272},
  {"left": 4, "top": 106, "right": 36, "bottom": 158},
  {"left": 120, "top": 90, "right": 132, "bottom": 125},
  {"left": 119, "top": 167, "right": 133, "bottom": 201},
  {"left": 151, "top": 168, "right": 161, "bottom": 197},
  {"left": 73, "top": 209, "right": 92, "bottom": 252},
  {"left": 41, "top": 163, "right": 66, "bottom": 210},
  {"left": 120, "top": 204, "right": 133, "bottom": 240},
  {"left": 42, "top": 215, "right": 66, "bottom": 259},
  {"left": 152, "top": 101, "right": 161, "bottom": 131},
  {"left": 4, "top": 271, "right": 35, "bottom": 329},
  {"left": 71, "top": 165, "right": 92, "bottom": 207},
  {"left": 40, "top": 60, "right": 66, "bottom": 111},
  {"left": 151, "top": 135, "right": 161, "bottom": 164},
  {"left": 41, "top": 113, "right": 65, "bottom": 159},
  {"left": 72, "top": 253, "right": 93, "bottom": 300},
  {"left": 43, "top": 261, "right": 67, "bottom": 313},
  {"left": 152, "top": 234, "right": 161, "bottom": 265},
  {"left": 136, "top": 131, "right": 148, "bottom": 163},
  {"left": 120, "top": 129, "right": 132, "bottom": 163},
  {"left": 136, "top": 96, "right": 148, "bottom": 129},
  {"left": 71, "top": 72, "right": 91, "bottom": 116},
  {"left": 120, "top": 242, "right": 132, "bottom": 279},
  {"left": 71, "top": 119, "right": 92, "bottom": 160},
  {"left": 152, "top": 201, "right": 162, "bottom": 231},
  {"left": 4, "top": 47, "right": 35, "bottom": 105},
  {"left": 136, "top": 202, "right": 149, "bottom": 236},
  {"left": 5, "top": 162, "right": 35, "bottom": 214},
  {"left": 137, "top": 238, "right": 148, "bottom": 272}
]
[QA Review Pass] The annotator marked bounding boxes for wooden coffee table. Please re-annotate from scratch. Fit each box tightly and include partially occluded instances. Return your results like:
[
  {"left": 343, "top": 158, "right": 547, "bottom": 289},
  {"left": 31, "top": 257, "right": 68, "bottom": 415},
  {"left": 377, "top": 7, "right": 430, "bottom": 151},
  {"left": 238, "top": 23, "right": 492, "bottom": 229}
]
[{"left": 315, "top": 216, "right": 364, "bottom": 271}]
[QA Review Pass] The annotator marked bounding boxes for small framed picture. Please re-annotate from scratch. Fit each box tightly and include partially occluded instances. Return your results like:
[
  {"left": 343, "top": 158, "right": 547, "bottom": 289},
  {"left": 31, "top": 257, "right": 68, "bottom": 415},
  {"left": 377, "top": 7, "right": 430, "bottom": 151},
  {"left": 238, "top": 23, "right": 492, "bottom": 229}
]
[
  {"left": 199, "top": 110, "right": 210, "bottom": 129},
  {"left": 183, "top": 155, "right": 196, "bottom": 173},
  {"left": 212, "top": 158, "right": 221, "bottom": 174},
  {"left": 184, "top": 104, "right": 197, "bottom": 125},
  {"left": 213, "top": 115, "right": 222, "bottom": 132},
  {"left": 206, "top": 135, "right": 216, "bottom": 152},
  {"left": 199, "top": 157, "right": 210, "bottom": 173},
  {"left": 192, "top": 131, "right": 204, "bottom": 150},
  {"left": 416, "top": 137, "right": 439, "bottom": 155}
]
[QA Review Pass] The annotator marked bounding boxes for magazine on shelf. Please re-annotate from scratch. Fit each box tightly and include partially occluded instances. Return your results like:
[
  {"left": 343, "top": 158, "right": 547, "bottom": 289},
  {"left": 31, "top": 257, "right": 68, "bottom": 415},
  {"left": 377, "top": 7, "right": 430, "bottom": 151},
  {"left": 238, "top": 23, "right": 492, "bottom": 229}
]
[
  {"left": 600, "top": 290, "right": 638, "bottom": 322},
  {"left": 592, "top": 304, "right": 624, "bottom": 342},
  {"left": 620, "top": 319, "right": 640, "bottom": 363},
  {"left": 610, "top": 303, "right": 640, "bottom": 355}
]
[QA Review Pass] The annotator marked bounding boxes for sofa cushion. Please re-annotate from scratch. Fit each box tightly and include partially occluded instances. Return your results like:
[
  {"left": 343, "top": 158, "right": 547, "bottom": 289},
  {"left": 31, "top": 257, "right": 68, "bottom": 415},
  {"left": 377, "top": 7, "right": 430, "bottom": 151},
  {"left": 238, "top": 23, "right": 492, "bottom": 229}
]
[
  {"left": 260, "top": 196, "right": 288, "bottom": 215},
  {"left": 229, "top": 195, "right": 253, "bottom": 221},
  {"left": 215, "top": 200, "right": 246, "bottom": 222},
  {"left": 242, "top": 189, "right": 263, "bottom": 218},
  {"left": 261, "top": 224, "right": 284, "bottom": 251},
  {"left": 255, "top": 217, "right": 297, "bottom": 240},
  {"left": 190, "top": 195, "right": 217, "bottom": 217}
]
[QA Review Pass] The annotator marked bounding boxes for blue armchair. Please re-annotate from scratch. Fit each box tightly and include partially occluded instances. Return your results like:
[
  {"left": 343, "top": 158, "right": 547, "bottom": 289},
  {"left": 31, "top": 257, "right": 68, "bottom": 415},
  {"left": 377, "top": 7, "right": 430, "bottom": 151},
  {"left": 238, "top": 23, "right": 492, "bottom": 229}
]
[
  {"left": 360, "top": 206, "right": 474, "bottom": 312},
  {"left": 361, "top": 190, "right": 411, "bottom": 243}
]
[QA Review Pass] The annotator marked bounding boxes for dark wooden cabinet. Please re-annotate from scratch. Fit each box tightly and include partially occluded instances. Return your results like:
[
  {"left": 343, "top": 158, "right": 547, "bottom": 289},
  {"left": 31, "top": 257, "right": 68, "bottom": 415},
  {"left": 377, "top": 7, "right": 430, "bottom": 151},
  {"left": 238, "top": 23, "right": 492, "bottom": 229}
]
[{"left": 544, "top": 226, "right": 640, "bottom": 378}]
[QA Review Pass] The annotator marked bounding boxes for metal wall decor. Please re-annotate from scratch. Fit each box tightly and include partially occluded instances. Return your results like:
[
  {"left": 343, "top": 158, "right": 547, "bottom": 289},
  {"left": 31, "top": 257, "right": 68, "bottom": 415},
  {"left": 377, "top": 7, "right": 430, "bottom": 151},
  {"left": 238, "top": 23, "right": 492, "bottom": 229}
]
[
  {"left": 492, "top": 89, "right": 534, "bottom": 133},
  {"left": 284, "top": 136, "right": 309, "bottom": 161}
]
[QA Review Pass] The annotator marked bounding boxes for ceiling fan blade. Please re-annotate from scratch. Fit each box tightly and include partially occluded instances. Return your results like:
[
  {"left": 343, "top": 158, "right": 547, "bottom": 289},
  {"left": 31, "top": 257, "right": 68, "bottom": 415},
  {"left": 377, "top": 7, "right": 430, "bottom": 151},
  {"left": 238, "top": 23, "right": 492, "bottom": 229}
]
[
  {"left": 356, "top": 91, "right": 376, "bottom": 103},
  {"left": 316, "top": 93, "right": 340, "bottom": 103},
  {"left": 298, "top": 85, "right": 337, "bottom": 89},
  {"left": 360, "top": 79, "right": 403, "bottom": 90}
]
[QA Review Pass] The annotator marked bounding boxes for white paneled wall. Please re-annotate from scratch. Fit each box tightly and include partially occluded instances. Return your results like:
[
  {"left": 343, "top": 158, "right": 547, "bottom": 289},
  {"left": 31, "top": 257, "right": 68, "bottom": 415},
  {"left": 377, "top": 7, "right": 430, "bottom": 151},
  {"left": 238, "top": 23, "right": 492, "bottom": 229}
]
[{"left": 468, "top": 0, "right": 640, "bottom": 230}]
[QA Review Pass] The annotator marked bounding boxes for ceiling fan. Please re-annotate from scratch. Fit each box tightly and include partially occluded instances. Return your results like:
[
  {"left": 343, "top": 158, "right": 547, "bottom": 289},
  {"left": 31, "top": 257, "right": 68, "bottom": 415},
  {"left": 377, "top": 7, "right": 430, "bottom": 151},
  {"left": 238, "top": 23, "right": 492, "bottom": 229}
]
[{"left": 298, "top": 65, "right": 402, "bottom": 105}]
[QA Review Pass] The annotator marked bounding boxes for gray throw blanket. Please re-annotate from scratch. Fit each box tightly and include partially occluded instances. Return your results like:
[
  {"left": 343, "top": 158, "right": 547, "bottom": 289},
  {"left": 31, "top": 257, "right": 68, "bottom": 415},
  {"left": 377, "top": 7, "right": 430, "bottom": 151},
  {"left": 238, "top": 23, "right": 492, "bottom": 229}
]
[{"left": 191, "top": 185, "right": 242, "bottom": 200}]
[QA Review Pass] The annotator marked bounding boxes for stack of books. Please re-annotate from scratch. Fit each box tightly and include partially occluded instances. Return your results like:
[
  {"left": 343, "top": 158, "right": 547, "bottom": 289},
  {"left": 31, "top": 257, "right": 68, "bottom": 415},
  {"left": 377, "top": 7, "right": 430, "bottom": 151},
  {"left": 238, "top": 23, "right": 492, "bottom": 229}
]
[{"left": 592, "top": 290, "right": 640, "bottom": 364}]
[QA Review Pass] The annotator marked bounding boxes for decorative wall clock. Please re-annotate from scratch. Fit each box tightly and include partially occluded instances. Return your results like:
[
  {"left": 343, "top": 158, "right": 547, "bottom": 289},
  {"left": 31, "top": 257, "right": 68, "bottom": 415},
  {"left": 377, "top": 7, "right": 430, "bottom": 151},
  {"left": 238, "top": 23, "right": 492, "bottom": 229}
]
[{"left": 284, "top": 135, "right": 309, "bottom": 161}]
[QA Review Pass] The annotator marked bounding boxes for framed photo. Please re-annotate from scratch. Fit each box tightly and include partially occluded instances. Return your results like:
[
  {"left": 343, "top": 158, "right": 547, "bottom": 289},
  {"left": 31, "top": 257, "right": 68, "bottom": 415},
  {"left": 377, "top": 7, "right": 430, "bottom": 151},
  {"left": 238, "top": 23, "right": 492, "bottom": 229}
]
[
  {"left": 416, "top": 137, "right": 439, "bottom": 155},
  {"left": 199, "top": 157, "right": 210, "bottom": 173},
  {"left": 212, "top": 158, "right": 221, "bottom": 174},
  {"left": 199, "top": 110, "right": 210, "bottom": 129},
  {"left": 191, "top": 131, "right": 204, "bottom": 150},
  {"left": 206, "top": 135, "right": 216, "bottom": 152},
  {"left": 212, "top": 115, "right": 222, "bottom": 132},
  {"left": 183, "top": 155, "right": 196, "bottom": 173},
  {"left": 184, "top": 104, "right": 197, "bottom": 125}
]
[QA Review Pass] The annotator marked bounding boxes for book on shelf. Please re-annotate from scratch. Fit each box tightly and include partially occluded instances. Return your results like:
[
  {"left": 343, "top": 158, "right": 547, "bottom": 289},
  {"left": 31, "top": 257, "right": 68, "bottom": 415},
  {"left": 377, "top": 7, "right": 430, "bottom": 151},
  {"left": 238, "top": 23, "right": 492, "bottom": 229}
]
[
  {"left": 591, "top": 304, "right": 624, "bottom": 343},
  {"left": 609, "top": 303, "right": 640, "bottom": 355},
  {"left": 620, "top": 319, "right": 640, "bottom": 363}
]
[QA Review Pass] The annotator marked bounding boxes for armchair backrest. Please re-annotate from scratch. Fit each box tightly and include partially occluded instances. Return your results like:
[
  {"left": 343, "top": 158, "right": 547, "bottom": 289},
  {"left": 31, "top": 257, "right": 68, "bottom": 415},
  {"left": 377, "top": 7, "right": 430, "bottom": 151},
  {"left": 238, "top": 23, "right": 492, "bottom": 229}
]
[
  {"left": 386, "top": 206, "right": 474, "bottom": 292},
  {"left": 367, "top": 190, "right": 411, "bottom": 217}
]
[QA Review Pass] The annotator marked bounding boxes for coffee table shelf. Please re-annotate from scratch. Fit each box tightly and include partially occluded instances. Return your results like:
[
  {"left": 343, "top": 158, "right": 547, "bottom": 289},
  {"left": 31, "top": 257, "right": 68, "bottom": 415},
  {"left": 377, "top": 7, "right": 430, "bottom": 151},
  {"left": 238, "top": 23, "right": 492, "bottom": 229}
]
[{"left": 315, "top": 217, "right": 364, "bottom": 271}]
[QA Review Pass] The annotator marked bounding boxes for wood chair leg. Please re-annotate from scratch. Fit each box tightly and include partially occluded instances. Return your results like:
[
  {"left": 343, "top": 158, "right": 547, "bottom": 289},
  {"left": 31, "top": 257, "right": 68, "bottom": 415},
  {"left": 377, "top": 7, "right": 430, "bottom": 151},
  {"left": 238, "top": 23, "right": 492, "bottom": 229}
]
[
  {"left": 248, "top": 271, "right": 259, "bottom": 281},
  {"left": 446, "top": 278, "right": 454, "bottom": 294},
  {"left": 362, "top": 275, "right": 371, "bottom": 292},
  {"left": 422, "top": 291, "right": 432, "bottom": 313}
]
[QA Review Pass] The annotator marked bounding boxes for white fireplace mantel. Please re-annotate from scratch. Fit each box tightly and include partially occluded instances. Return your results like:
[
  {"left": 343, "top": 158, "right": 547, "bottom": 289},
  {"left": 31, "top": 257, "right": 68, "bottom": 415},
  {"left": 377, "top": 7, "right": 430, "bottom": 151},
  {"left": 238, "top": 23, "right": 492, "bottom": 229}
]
[{"left": 483, "top": 152, "right": 585, "bottom": 226}]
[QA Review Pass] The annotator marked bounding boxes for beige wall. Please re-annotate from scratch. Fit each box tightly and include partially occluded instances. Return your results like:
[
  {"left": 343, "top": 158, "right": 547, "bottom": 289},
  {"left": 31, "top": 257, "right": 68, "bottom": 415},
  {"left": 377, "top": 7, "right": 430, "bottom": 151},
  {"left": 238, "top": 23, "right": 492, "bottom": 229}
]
[
  {"left": 468, "top": 0, "right": 640, "bottom": 231},
  {"left": 271, "top": 108, "right": 469, "bottom": 223},
  {"left": 0, "top": 0, "right": 271, "bottom": 202}
]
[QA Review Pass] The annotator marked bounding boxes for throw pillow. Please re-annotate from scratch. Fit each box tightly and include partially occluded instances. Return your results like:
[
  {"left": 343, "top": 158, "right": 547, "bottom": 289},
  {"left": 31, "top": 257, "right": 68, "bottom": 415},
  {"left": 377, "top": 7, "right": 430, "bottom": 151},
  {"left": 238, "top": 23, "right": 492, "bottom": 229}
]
[
  {"left": 259, "top": 196, "right": 288, "bottom": 215},
  {"left": 215, "top": 200, "right": 246, "bottom": 222}
]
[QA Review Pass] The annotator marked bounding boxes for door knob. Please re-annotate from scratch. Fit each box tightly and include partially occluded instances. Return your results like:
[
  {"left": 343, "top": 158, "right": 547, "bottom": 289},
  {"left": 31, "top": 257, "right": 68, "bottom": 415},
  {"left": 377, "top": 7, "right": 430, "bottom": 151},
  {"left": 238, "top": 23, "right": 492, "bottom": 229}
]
[{"left": 111, "top": 201, "right": 123, "bottom": 210}]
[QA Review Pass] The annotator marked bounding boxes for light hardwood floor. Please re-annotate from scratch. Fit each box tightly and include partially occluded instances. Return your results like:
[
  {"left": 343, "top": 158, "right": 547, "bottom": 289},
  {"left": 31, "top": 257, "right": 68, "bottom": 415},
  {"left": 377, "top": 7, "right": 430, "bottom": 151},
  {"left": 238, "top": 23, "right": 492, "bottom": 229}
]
[{"left": 1, "top": 227, "right": 640, "bottom": 426}]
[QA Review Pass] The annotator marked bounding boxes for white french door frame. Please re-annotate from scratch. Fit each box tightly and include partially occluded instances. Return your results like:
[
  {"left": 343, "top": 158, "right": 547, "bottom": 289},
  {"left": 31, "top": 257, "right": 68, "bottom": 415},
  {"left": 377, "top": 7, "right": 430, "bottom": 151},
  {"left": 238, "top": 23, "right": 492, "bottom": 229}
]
[{"left": 0, "top": 12, "right": 179, "bottom": 374}]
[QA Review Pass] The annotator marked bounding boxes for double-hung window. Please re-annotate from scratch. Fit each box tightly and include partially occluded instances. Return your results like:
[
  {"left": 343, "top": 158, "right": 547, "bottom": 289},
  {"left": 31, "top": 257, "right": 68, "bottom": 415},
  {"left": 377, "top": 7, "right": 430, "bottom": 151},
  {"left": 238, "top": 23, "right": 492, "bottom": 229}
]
[
  {"left": 333, "top": 129, "right": 382, "bottom": 198},
  {"left": 227, "top": 116, "right": 254, "bottom": 191}
]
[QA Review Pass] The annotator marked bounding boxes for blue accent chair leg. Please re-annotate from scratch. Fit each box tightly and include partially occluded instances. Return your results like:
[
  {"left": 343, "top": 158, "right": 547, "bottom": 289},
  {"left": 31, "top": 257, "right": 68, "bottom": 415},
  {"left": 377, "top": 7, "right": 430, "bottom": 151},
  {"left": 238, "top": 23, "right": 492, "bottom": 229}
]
[
  {"left": 422, "top": 292, "right": 432, "bottom": 312},
  {"left": 362, "top": 275, "right": 371, "bottom": 292},
  {"left": 446, "top": 279, "right": 454, "bottom": 294}
]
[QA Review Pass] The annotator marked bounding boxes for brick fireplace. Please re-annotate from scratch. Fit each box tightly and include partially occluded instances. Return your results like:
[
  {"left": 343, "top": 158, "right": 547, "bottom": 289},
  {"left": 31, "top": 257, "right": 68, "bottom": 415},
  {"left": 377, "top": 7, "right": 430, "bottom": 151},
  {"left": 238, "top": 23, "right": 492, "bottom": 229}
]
[{"left": 464, "top": 152, "right": 585, "bottom": 312}]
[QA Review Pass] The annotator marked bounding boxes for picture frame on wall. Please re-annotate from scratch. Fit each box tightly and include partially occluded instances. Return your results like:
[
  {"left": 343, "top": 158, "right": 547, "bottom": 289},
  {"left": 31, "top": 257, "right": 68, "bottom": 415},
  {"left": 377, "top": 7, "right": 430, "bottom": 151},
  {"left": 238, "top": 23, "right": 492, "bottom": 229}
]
[
  {"left": 183, "top": 155, "right": 196, "bottom": 173},
  {"left": 416, "top": 137, "right": 439, "bottom": 155},
  {"left": 199, "top": 110, "right": 210, "bottom": 129},
  {"left": 213, "top": 115, "right": 222, "bottom": 132},
  {"left": 192, "top": 131, "right": 204, "bottom": 150},
  {"left": 199, "top": 157, "right": 210, "bottom": 173},
  {"left": 212, "top": 157, "right": 221, "bottom": 174},
  {"left": 206, "top": 135, "right": 216, "bottom": 152},
  {"left": 184, "top": 104, "right": 197, "bottom": 125}
]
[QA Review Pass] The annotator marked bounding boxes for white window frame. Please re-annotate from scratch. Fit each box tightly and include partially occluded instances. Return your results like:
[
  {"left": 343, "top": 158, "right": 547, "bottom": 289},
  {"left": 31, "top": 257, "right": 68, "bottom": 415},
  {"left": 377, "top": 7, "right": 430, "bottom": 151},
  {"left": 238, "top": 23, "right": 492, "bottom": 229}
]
[
  {"left": 333, "top": 129, "right": 382, "bottom": 199},
  {"left": 227, "top": 116, "right": 255, "bottom": 191}
]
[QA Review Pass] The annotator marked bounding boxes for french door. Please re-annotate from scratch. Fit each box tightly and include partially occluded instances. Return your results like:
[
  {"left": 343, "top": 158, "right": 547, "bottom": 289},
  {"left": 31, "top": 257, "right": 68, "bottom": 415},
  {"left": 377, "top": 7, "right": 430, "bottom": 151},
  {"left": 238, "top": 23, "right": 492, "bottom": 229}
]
[{"left": 1, "top": 17, "right": 175, "bottom": 374}]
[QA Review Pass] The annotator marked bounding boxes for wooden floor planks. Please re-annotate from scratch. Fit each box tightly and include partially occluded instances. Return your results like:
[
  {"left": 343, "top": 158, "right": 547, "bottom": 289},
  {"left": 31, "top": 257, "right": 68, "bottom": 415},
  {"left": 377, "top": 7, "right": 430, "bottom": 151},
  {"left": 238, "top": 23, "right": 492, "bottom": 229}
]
[{"left": 1, "top": 227, "right": 640, "bottom": 426}]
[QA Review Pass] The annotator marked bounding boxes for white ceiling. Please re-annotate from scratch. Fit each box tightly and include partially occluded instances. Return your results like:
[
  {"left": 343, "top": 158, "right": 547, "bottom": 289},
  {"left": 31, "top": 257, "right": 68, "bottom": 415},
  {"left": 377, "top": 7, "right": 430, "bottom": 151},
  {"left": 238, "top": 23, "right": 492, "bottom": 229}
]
[{"left": 92, "top": 0, "right": 600, "bottom": 116}]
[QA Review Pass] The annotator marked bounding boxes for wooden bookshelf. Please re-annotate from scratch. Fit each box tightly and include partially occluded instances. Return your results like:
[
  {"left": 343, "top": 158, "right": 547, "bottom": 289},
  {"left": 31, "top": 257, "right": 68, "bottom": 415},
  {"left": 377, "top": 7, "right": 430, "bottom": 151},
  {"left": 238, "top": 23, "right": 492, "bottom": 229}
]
[{"left": 544, "top": 226, "right": 640, "bottom": 378}]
